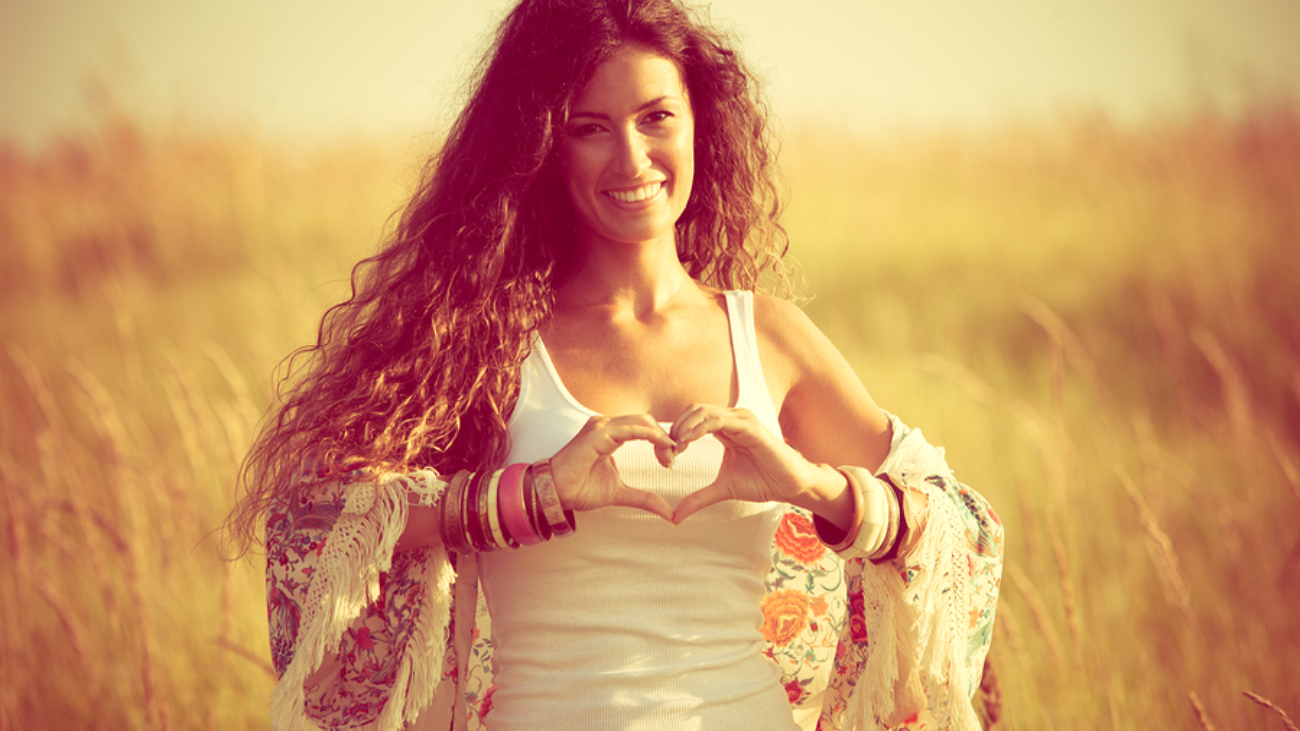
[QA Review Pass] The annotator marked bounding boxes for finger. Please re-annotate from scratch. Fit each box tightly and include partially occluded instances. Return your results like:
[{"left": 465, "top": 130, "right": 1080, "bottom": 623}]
[
  {"left": 588, "top": 421, "right": 676, "bottom": 456},
  {"left": 611, "top": 486, "right": 675, "bottom": 522},
  {"left": 668, "top": 403, "right": 721, "bottom": 451},
  {"left": 654, "top": 441, "right": 675, "bottom": 469},
  {"left": 675, "top": 412, "right": 742, "bottom": 448},
  {"left": 671, "top": 481, "right": 733, "bottom": 525}
]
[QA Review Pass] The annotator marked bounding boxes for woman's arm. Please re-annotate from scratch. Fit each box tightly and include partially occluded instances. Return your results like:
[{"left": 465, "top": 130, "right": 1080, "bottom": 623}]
[{"left": 752, "top": 294, "right": 893, "bottom": 474}]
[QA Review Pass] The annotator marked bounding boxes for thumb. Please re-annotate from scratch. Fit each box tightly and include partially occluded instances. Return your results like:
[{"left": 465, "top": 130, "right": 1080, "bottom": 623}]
[{"left": 671, "top": 481, "right": 732, "bottom": 525}]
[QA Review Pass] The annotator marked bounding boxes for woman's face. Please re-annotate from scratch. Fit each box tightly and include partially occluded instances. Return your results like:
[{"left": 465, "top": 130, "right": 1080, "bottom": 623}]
[{"left": 561, "top": 45, "right": 695, "bottom": 252}]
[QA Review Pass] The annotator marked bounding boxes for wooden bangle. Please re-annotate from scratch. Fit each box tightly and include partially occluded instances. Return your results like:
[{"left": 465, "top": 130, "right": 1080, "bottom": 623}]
[
  {"left": 523, "top": 466, "right": 551, "bottom": 541},
  {"left": 441, "top": 471, "right": 473, "bottom": 555},
  {"left": 530, "top": 459, "right": 575, "bottom": 538},
  {"left": 467, "top": 471, "right": 493, "bottom": 552},
  {"left": 814, "top": 469, "right": 865, "bottom": 553}
]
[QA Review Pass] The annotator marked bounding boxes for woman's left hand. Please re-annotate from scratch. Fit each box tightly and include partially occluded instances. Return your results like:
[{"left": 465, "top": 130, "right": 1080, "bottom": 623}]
[{"left": 668, "top": 403, "right": 851, "bottom": 526}]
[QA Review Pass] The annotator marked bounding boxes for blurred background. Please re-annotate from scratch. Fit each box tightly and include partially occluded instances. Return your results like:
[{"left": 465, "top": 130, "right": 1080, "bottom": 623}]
[{"left": 1, "top": 0, "right": 1298, "bottom": 728}]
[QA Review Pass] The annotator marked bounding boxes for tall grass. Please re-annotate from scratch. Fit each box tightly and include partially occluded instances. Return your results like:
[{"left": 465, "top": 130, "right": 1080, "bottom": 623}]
[{"left": 1, "top": 104, "right": 1296, "bottom": 729}]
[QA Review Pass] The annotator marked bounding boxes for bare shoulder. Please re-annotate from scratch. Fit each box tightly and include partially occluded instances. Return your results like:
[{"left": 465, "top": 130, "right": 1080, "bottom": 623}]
[
  {"left": 749, "top": 293, "right": 846, "bottom": 409},
  {"left": 751, "top": 294, "right": 837, "bottom": 372}
]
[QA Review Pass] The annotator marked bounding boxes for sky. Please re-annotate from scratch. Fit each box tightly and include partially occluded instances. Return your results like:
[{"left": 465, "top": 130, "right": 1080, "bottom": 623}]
[{"left": 2, "top": 0, "right": 1299, "bottom": 149}]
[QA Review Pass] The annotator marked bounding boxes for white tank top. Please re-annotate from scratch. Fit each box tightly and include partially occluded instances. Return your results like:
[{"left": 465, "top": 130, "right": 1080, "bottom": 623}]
[{"left": 478, "top": 290, "right": 798, "bottom": 730}]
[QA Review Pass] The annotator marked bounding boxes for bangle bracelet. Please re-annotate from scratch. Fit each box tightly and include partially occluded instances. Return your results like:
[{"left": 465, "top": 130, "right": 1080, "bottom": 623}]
[
  {"left": 458, "top": 471, "right": 478, "bottom": 553},
  {"left": 499, "top": 463, "right": 539, "bottom": 547},
  {"left": 441, "top": 471, "right": 473, "bottom": 555},
  {"left": 477, "top": 469, "right": 496, "bottom": 550},
  {"left": 869, "top": 474, "right": 904, "bottom": 562},
  {"left": 485, "top": 469, "right": 508, "bottom": 550},
  {"left": 523, "top": 466, "right": 551, "bottom": 542},
  {"left": 476, "top": 471, "right": 497, "bottom": 551},
  {"left": 465, "top": 471, "right": 488, "bottom": 552},
  {"left": 815, "top": 469, "right": 865, "bottom": 553},
  {"left": 531, "top": 459, "right": 576, "bottom": 538}
]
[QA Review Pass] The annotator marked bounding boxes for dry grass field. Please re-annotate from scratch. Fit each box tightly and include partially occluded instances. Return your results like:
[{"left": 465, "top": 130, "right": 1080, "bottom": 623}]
[{"left": 1, "top": 103, "right": 1297, "bottom": 729}]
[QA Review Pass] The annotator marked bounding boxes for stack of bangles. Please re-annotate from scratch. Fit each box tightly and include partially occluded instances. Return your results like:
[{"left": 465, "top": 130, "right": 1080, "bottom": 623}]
[{"left": 437, "top": 460, "right": 577, "bottom": 553}]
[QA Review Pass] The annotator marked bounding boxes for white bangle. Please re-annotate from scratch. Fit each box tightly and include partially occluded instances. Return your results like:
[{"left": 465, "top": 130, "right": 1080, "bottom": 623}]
[
  {"left": 486, "top": 469, "right": 508, "bottom": 549},
  {"left": 855, "top": 474, "right": 890, "bottom": 557}
]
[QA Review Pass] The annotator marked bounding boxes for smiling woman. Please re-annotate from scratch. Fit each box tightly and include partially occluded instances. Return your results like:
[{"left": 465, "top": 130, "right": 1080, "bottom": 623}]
[
  {"left": 561, "top": 46, "right": 695, "bottom": 251},
  {"left": 226, "top": 1, "right": 1002, "bottom": 729}
]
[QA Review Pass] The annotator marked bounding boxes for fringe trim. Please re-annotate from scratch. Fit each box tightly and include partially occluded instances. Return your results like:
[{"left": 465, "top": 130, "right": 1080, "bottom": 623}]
[
  {"left": 269, "top": 471, "right": 452, "bottom": 731},
  {"left": 843, "top": 423, "right": 982, "bottom": 731}
]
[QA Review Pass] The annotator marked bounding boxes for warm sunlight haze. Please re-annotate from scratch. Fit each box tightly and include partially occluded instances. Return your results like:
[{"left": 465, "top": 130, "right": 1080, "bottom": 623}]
[{"left": 1, "top": 0, "right": 1298, "bottom": 729}]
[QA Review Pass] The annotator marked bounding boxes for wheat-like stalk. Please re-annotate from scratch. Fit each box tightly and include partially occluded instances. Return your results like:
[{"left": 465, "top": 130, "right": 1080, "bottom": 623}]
[
  {"left": 1264, "top": 430, "right": 1300, "bottom": 509},
  {"left": 1005, "top": 561, "right": 1065, "bottom": 667},
  {"left": 1116, "top": 469, "right": 1193, "bottom": 625},
  {"left": 215, "top": 636, "right": 278, "bottom": 678},
  {"left": 1047, "top": 513, "right": 1082, "bottom": 668},
  {"left": 1188, "top": 692, "right": 1216, "bottom": 731},
  {"left": 1243, "top": 691, "right": 1299, "bottom": 731},
  {"left": 1191, "top": 327, "right": 1256, "bottom": 467}
]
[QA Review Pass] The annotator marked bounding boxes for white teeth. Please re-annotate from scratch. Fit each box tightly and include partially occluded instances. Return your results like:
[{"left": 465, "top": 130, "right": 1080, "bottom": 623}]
[{"left": 608, "top": 182, "right": 662, "bottom": 203}]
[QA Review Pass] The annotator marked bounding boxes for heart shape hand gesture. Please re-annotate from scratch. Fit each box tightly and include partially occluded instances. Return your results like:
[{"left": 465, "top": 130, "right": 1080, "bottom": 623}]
[{"left": 549, "top": 404, "right": 849, "bottom": 527}]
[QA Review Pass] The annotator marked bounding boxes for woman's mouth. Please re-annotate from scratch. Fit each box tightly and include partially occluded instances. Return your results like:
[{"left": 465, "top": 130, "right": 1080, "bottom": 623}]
[{"left": 606, "top": 182, "right": 663, "bottom": 203}]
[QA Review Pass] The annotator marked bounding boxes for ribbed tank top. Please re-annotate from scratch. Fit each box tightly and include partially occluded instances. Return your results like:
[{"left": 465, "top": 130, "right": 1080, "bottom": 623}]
[{"left": 478, "top": 290, "right": 798, "bottom": 730}]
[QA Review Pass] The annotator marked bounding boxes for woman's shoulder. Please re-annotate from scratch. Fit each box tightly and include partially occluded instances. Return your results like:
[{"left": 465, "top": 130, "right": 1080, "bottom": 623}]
[
  {"left": 748, "top": 293, "right": 838, "bottom": 395},
  {"left": 751, "top": 293, "right": 832, "bottom": 359}
]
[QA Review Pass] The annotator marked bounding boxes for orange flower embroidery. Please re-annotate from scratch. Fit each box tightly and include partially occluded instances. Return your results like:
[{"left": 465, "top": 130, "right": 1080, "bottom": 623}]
[
  {"left": 810, "top": 594, "right": 829, "bottom": 617},
  {"left": 760, "top": 588, "right": 810, "bottom": 646},
  {"left": 773, "top": 512, "right": 826, "bottom": 564}
]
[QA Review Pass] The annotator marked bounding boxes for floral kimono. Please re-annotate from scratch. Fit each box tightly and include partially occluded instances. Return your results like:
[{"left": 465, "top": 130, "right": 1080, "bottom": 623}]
[{"left": 265, "top": 414, "right": 1003, "bottom": 731}]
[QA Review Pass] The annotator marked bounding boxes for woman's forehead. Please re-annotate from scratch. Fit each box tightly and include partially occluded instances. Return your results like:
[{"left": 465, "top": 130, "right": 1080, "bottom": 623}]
[{"left": 570, "top": 47, "right": 689, "bottom": 116}]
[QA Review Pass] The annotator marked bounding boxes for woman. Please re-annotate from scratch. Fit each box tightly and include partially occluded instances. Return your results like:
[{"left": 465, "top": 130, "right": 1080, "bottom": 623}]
[{"left": 229, "top": 0, "right": 1003, "bottom": 729}]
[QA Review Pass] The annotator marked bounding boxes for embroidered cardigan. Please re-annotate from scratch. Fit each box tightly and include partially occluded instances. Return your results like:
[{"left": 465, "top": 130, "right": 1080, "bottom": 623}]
[{"left": 264, "top": 414, "right": 1003, "bottom": 731}]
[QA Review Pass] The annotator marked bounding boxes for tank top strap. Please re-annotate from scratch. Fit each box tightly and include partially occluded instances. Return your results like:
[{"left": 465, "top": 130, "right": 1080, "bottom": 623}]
[{"left": 723, "top": 290, "right": 783, "bottom": 440}]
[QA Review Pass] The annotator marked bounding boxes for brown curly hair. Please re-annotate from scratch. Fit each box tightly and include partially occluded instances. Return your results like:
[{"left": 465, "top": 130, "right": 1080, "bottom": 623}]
[{"left": 227, "top": 0, "right": 790, "bottom": 552}]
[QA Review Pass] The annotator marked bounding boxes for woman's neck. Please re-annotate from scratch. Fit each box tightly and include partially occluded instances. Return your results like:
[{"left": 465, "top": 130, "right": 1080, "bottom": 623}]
[{"left": 556, "top": 235, "right": 698, "bottom": 318}]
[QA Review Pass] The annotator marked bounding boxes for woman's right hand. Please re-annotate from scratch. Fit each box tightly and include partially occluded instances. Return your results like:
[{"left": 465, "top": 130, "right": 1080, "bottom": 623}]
[{"left": 549, "top": 414, "right": 676, "bottom": 521}]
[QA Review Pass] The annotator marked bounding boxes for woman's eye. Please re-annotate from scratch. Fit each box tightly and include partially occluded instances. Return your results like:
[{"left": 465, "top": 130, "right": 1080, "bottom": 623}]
[
  {"left": 570, "top": 123, "right": 604, "bottom": 138},
  {"left": 644, "top": 111, "right": 673, "bottom": 124}
]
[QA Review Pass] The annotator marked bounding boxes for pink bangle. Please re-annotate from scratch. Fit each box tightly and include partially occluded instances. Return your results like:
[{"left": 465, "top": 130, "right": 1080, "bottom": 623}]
[{"left": 498, "top": 463, "right": 541, "bottom": 546}]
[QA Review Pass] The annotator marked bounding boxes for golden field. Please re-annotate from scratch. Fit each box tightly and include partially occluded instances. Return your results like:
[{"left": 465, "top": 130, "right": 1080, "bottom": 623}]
[{"left": 1, "top": 105, "right": 1297, "bottom": 729}]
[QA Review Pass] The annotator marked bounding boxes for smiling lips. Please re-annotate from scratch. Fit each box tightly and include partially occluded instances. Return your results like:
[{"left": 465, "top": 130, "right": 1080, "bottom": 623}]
[{"left": 606, "top": 181, "right": 664, "bottom": 203}]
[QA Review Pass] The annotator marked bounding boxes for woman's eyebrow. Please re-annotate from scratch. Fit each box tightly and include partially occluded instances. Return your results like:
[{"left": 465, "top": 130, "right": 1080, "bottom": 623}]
[{"left": 569, "top": 96, "right": 676, "bottom": 120}]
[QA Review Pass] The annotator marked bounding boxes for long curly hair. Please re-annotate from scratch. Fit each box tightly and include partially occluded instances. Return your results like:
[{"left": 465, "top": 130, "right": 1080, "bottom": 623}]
[{"left": 227, "top": 0, "right": 790, "bottom": 552}]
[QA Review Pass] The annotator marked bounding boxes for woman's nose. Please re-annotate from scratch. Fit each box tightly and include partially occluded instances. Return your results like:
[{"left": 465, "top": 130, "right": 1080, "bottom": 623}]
[{"left": 612, "top": 129, "right": 651, "bottom": 177}]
